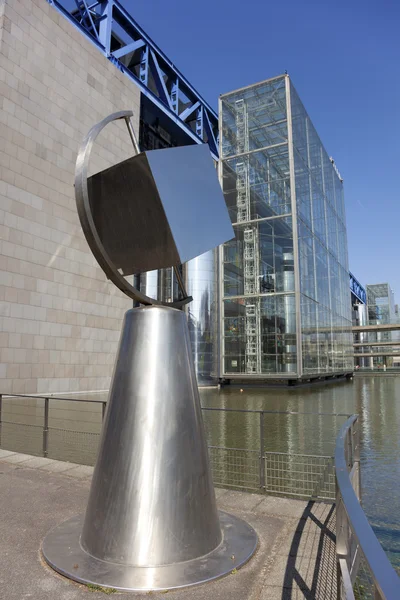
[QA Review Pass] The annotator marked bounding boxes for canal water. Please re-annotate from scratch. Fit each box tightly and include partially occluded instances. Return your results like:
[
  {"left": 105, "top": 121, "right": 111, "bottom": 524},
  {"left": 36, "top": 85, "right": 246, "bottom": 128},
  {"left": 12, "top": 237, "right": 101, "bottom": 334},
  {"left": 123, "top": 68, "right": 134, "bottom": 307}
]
[
  {"left": 202, "top": 377, "right": 400, "bottom": 572},
  {"left": 1, "top": 375, "right": 399, "bottom": 571}
]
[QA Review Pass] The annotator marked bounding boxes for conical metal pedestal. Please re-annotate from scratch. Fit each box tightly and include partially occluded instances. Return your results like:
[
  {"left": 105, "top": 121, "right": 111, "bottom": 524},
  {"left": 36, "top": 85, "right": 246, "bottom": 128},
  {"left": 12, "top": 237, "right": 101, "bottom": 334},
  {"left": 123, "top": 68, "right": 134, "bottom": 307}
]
[{"left": 42, "top": 307, "right": 257, "bottom": 591}]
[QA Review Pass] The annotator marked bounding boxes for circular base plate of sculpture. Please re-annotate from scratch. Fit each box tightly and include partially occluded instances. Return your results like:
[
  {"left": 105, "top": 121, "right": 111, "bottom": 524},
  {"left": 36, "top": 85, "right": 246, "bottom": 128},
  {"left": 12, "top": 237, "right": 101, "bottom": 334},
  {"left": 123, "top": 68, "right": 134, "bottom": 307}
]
[{"left": 42, "top": 510, "right": 258, "bottom": 591}]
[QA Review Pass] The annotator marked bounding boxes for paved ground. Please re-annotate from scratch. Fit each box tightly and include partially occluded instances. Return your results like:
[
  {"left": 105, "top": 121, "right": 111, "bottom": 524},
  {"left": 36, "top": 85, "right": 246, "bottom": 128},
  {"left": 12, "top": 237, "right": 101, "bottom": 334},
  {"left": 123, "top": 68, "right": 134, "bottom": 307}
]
[{"left": 0, "top": 450, "right": 336, "bottom": 599}]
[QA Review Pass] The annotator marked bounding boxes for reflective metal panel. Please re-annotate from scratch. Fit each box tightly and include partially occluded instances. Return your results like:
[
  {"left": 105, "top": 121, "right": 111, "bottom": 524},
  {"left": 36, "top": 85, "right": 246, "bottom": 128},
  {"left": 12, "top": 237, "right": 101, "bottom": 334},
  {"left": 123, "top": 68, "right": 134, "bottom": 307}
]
[
  {"left": 42, "top": 306, "right": 257, "bottom": 589},
  {"left": 42, "top": 511, "right": 257, "bottom": 591},
  {"left": 81, "top": 306, "right": 221, "bottom": 566},
  {"left": 75, "top": 112, "right": 233, "bottom": 307},
  {"left": 87, "top": 153, "right": 180, "bottom": 275},
  {"left": 140, "top": 270, "right": 159, "bottom": 300},
  {"left": 186, "top": 250, "right": 219, "bottom": 384},
  {"left": 87, "top": 144, "right": 233, "bottom": 275},
  {"left": 145, "top": 145, "right": 234, "bottom": 264},
  {"left": 75, "top": 111, "right": 188, "bottom": 308}
]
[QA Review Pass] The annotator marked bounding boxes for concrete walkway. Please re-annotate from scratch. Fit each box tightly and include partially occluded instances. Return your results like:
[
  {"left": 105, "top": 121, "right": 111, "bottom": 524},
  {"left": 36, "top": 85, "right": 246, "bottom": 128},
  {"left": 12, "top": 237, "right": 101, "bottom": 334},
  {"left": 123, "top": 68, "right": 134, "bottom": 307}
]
[{"left": 0, "top": 450, "right": 336, "bottom": 600}]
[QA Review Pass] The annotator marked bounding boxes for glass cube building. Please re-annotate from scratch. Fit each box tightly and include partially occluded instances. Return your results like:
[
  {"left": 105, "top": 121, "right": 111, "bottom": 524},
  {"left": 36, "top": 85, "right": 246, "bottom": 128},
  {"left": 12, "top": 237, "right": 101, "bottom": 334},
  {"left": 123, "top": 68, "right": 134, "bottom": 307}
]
[
  {"left": 219, "top": 75, "right": 353, "bottom": 379},
  {"left": 366, "top": 283, "right": 395, "bottom": 325},
  {"left": 363, "top": 283, "right": 398, "bottom": 368}
]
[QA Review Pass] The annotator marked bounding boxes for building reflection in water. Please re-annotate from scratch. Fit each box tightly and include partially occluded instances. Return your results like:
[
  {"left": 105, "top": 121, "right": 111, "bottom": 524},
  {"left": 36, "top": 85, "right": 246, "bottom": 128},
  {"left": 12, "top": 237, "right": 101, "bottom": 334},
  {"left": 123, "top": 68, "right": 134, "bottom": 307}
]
[
  {"left": 185, "top": 250, "right": 219, "bottom": 385},
  {"left": 2, "top": 378, "right": 400, "bottom": 569}
]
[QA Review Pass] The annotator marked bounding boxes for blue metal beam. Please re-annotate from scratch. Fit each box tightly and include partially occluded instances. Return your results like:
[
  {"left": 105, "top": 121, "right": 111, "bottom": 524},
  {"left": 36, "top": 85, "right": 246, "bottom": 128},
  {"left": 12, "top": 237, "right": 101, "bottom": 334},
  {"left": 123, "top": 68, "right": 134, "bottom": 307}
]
[
  {"left": 118, "top": 62, "right": 215, "bottom": 154},
  {"left": 112, "top": 39, "right": 145, "bottom": 59},
  {"left": 180, "top": 101, "right": 200, "bottom": 122},
  {"left": 196, "top": 105, "right": 203, "bottom": 138},
  {"left": 46, "top": 0, "right": 106, "bottom": 51},
  {"left": 73, "top": 0, "right": 100, "bottom": 41},
  {"left": 98, "top": 2, "right": 112, "bottom": 55},
  {"left": 171, "top": 78, "right": 179, "bottom": 115},
  {"left": 349, "top": 272, "right": 366, "bottom": 304},
  {"left": 149, "top": 49, "right": 173, "bottom": 111},
  {"left": 46, "top": 0, "right": 219, "bottom": 159},
  {"left": 203, "top": 109, "right": 218, "bottom": 157},
  {"left": 139, "top": 46, "right": 149, "bottom": 87},
  {"left": 111, "top": 0, "right": 217, "bottom": 120}
]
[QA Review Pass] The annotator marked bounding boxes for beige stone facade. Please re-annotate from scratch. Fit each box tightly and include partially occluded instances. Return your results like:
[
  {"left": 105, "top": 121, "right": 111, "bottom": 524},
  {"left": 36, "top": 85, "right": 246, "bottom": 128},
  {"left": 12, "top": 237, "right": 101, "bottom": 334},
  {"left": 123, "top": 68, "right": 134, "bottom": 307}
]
[{"left": 0, "top": 0, "right": 141, "bottom": 394}]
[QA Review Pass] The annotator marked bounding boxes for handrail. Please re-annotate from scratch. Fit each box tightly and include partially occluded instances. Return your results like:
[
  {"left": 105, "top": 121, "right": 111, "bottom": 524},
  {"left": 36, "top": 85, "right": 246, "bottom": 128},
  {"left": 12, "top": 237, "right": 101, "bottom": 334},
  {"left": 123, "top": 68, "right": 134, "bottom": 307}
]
[
  {"left": 0, "top": 394, "right": 352, "bottom": 418},
  {"left": 0, "top": 392, "right": 341, "bottom": 501},
  {"left": 0, "top": 393, "right": 106, "bottom": 404},
  {"left": 335, "top": 416, "right": 400, "bottom": 599}
]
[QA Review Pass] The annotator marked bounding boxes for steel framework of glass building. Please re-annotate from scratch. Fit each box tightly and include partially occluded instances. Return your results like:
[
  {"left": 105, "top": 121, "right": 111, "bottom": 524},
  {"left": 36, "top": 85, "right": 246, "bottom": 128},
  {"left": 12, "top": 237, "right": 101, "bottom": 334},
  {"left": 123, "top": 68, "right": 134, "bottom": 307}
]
[
  {"left": 366, "top": 283, "right": 395, "bottom": 325},
  {"left": 219, "top": 75, "right": 353, "bottom": 379},
  {"left": 362, "top": 283, "right": 398, "bottom": 368}
]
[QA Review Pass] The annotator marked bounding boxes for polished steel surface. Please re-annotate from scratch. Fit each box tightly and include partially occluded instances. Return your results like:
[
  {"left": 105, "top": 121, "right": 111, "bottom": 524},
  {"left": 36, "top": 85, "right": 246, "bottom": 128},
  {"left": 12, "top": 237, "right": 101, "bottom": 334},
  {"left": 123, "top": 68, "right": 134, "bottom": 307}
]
[
  {"left": 141, "top": 269, "right": 159, "bottom": 300},
  {"left": 186, "top": 249, "right": 219, "bottom": 384},
  {"left": 74, "top": 111, "right": 170, "bottom": 307},
  {"left": 87, "top": 152, "right": 183, "bottom": 275},
  {"left": 144, "top": 145, "right": 234, "bottom": 265},
  {"left": 87, "top": 144, "right": 233, "bottom": 275},
  {"left": 335, "top": 416, "right": 400, "bottom": 599},
  {"left": 81, "top": 306, "right": 221, "bottom": 565},
  {"left": 75, "top": 111, "right": 233, "bottom": 308},
  {"left": 42, "top": 306, "right": 257, "bottom": 588},
  {"left": 42, "top": 511, "right": 258, "bottom": 591}
]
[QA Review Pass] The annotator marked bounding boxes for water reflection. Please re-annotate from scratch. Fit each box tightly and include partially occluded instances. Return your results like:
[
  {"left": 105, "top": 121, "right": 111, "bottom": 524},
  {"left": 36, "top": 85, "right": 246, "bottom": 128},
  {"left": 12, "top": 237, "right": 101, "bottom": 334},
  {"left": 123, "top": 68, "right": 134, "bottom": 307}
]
[
  {"left": 356, "top": 377, "right": 400, "bottom": 568},
  {"left": 201, "top": 382, "right": 353, "bottom": 456},
  {"left": 1, "top": 377, "right": 400, "bottom": 569},
  {"left": 202, "top": 378, "right": 400, "bottom": 571}
]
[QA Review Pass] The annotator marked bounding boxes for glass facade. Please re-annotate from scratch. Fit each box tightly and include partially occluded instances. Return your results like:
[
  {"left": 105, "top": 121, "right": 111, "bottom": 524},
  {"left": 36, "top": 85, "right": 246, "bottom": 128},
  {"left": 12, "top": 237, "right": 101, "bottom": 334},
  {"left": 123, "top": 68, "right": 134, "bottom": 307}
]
[
  {"left": 361, "top": 283, "right": 398, "bottom": 368},
  {"left": 366, "top": 283, "right": 395, "bottom": 325},
  {"left": 219, "top": 75, "right": 353, "bottom": 378}
]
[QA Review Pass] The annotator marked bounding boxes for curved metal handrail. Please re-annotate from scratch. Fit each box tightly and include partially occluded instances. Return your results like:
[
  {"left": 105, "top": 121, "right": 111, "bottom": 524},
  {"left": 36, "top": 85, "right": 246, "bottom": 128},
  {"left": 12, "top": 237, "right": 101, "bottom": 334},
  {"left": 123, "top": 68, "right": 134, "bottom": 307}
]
[{"left": 335, "top": 416, "right": 400, "bottom": 599}]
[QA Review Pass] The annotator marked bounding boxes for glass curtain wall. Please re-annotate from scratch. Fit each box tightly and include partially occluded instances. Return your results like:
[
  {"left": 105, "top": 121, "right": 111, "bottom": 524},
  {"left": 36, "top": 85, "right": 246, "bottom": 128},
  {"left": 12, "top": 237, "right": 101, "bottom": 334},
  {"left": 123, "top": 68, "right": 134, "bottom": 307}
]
[
  {"left": 367, "top": 283, "right": 394, "bottom": 325},
  {"left": 364, "top": 283, "right": 397, "bottom": 368},
  {"left": 220, "top": 76, "right": 296, "bottom": 376},
  {"left": 290, "top": 82, "right": 353, "bottom": 374},
  {"left": 219, "top": 75, "right": 353, "bottom": 377}
]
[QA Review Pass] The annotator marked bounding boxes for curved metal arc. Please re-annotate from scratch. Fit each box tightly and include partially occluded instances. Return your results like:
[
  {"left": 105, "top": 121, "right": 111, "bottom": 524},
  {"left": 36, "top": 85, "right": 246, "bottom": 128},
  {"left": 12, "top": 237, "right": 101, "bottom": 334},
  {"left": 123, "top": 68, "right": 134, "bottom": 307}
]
[
  {"left": 74, "top": 110, "right": 191, "bottom": 308},
  {"left": 335, "top": 416, "right": 400, "bottom": 599}
]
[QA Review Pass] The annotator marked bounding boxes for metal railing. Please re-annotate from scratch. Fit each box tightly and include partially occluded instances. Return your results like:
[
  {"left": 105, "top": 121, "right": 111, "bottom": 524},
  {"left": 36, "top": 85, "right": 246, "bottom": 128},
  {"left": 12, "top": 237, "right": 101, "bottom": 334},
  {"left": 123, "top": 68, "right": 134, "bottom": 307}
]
[
  {"left": 335, "top": 415, "right": 400, "bottom": 599},
  {"left": 2, "top": 393, "right": 400, "bottom": 596},
  {"left": 0, "top": 393, "right": 104, "bottom": 466},
  {"left": 0, "top": 393, "right": 348, "bottom": 501}
]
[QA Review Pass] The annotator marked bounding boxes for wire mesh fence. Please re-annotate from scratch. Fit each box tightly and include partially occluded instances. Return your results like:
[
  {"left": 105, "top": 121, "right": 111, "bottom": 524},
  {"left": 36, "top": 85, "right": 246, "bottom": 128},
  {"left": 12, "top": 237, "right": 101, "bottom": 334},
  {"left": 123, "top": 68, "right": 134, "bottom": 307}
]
[
  {"left": 0, "top": 421, "right": 44, "bottom": 457},
  {"left": 208, "top": 446, "right": 260, "bottom": 492},
  {"left": 47, "top": 428, "right": 100, "bottom": 466},
  {"left": 0, "top": 393, "right": 342, "bottom": 501},
  {"left": 338, "top": 537, "right": 378, "bottom": 599},
  {"left": 264, "top": 452, "right": 336, "bottom": 500},
  {"left": 336, "top": 416, "right": 400, "bottom": 599},
  {"left": 352, "top": 552, "right": 376, "bottom": 600},
  {"left": 2, "top": 394, "right": 397, "bottom": 596}
]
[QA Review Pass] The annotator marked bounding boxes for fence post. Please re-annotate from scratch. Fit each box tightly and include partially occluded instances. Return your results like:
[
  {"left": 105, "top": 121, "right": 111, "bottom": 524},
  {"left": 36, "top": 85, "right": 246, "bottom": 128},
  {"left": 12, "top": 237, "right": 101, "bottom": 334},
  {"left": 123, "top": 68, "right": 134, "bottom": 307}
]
[
  {"left": 346, "top": 424, "right": 353, "bottom": 470},
  {"left": 259, "top": 411, "right": 265, "bottom": 489},
  {"left": 336, "top": 481, "right": 345, "bottom": 599},
  {"left": 353, "top": 416, "right": 361, "bottom": 502},
  {"left": 43, "top": 397, "right": 49, "bottom": 457},
  {"left": 102, "top": 401, "right": 106, "bottom": 421}
]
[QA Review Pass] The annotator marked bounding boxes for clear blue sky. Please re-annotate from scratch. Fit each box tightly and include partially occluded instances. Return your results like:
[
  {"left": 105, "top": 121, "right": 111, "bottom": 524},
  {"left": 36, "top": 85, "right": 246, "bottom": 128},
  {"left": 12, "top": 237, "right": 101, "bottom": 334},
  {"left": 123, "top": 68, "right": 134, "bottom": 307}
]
[{"left": 123, "top": 0, "right": 400, "bottom": 298}]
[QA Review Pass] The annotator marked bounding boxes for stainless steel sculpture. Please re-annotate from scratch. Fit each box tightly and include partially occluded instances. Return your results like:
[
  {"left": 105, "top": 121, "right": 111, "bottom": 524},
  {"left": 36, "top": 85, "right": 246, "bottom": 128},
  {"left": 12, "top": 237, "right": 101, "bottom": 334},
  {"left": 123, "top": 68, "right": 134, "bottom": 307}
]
[{"left": 42, "top": 111, "right": 257, "bottom": 591}]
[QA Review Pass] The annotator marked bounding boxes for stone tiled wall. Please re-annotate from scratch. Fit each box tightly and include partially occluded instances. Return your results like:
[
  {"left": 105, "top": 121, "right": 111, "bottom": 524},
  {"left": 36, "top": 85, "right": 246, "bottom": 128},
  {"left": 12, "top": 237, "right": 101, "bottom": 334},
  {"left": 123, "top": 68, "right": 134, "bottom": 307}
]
[{"left": 0, "top": 0, "right": 141, "bottom": 393}]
